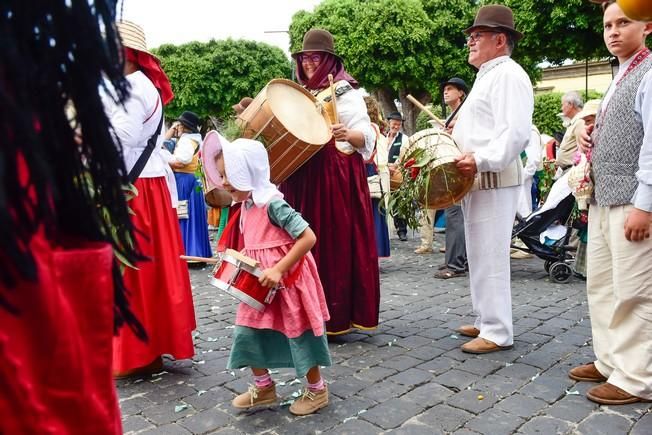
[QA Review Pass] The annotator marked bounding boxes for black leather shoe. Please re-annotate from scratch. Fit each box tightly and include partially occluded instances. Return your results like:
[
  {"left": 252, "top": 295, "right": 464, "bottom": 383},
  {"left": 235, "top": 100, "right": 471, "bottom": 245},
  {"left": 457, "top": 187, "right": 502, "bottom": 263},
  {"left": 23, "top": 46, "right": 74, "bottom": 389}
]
[{"left": 398, "top": 233, "right": 408, "bottom": 241}]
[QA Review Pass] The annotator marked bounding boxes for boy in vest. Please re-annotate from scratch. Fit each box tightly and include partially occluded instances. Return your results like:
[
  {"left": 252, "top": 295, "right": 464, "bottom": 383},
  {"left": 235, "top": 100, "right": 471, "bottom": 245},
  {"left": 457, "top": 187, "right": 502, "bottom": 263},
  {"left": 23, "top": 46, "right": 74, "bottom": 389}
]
[{"left": 571, "top": 0, "right": 652, "bottom": 405}]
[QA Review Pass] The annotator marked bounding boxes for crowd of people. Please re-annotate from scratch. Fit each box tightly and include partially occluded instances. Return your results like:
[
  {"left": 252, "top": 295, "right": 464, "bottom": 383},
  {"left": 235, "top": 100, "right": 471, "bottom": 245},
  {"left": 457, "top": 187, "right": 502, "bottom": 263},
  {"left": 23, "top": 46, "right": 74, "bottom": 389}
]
[{"left": 2, "top": 0, "right": 651, "bottom": 432}]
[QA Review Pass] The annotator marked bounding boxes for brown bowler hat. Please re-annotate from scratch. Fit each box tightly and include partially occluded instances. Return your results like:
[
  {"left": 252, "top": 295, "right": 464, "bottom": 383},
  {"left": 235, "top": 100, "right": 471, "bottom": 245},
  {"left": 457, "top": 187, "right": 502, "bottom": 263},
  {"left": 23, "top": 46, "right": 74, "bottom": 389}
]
[
  {"left": 291, "top": 29, "right": 341, "bottom": 60},
  {"left": 464, "top": 4, "right": 523, "bottom": 41}
]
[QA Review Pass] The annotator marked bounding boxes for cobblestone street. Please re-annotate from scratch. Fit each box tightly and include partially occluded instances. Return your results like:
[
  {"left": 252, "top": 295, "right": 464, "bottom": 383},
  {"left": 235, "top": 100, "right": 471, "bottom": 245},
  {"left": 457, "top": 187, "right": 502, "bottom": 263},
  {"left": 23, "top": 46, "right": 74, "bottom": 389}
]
[{"left": 118, "top": 235, "right": 652, "bottom": 435}]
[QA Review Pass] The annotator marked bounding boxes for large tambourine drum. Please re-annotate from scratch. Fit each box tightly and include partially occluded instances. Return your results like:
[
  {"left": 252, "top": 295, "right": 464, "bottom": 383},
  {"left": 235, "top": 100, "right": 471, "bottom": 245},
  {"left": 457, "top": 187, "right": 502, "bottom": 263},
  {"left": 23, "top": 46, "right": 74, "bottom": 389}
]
[
  {"left": 236, "top": 79, "right": 332, "bottom": 184},
  {"left": 389, "top": 171, "right": 403, "bottom": 191},
  {"left": 406, "top": 129, "right": 474, "bottom": 209}
]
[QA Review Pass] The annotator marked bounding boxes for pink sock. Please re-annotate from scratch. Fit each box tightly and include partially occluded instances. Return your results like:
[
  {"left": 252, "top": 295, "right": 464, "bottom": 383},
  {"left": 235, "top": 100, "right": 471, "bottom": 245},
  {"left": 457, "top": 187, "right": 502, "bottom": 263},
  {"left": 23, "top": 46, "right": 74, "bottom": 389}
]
[
  {"left": 307, "top": 377, "right": 325, "bottom": 392},
  {"left": 253, "top": 373, "right": 272, "bottom": 388}
]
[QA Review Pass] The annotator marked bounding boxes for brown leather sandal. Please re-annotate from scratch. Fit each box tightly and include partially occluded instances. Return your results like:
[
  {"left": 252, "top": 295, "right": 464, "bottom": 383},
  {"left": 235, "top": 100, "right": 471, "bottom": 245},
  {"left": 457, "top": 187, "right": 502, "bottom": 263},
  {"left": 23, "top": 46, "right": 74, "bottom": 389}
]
[{"left": 434, "top": 268, "right": 466, "bottom": 279}]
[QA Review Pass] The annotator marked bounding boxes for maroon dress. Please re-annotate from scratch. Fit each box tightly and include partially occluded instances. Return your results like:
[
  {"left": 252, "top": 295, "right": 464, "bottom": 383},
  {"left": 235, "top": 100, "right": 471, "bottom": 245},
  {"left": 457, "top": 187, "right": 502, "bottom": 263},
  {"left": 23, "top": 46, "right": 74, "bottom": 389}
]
[{"left": 280, "top": 139, "right": 380, "bottom": 334}]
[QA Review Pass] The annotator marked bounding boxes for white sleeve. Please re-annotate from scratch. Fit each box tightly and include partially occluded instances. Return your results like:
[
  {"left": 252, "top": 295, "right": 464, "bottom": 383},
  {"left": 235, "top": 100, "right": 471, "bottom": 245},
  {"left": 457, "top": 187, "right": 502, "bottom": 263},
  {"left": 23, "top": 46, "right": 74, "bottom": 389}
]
[
  {"left": 473, "top": 68, "right": 533, "bottom": 173},
  {"left": 338, "top": 89, "right": 375, "bottom": 160},
  {"left": 105, "top": 92, "right": 146, "bottom": 152},
  {"left": 171, "top": 136, "right": 196, "bottom": 165},
  {"left": 633, "top": 70, "right": 652, "bottom": 211},
  {"left": 523, "top": 129, "right": 542, "bottom": 178}
]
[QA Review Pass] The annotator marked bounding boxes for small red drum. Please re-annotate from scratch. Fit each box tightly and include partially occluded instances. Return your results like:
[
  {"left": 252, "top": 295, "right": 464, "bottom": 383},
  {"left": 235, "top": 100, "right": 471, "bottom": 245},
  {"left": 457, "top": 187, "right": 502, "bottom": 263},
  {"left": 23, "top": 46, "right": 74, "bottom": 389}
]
[{"left": 209, "top": 249, "right": 278, "bottom": 311}]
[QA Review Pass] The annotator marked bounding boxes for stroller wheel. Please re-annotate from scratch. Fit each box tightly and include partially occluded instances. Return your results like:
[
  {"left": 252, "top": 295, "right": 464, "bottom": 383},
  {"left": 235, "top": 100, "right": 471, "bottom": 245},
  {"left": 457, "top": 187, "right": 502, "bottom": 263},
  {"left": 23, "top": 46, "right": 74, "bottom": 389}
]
[
  {"left": 544, "top": 260, "right": 554, "bottom": 273},
  {"left": 549, "top": 262, "right": 573, "bottom": 284}
]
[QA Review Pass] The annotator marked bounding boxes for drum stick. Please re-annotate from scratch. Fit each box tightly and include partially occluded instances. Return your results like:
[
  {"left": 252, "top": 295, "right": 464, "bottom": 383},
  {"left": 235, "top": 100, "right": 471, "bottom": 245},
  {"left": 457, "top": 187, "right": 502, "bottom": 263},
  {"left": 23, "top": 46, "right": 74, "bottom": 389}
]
[
  {"left": 328, "top": 74, "right": 339, "bottom": 124},
  {"left": 406, "top": 94, "right": 445, "bottom": 128},
  {"left": 180, "top": 255, "right": 219, "bottom": 264}
]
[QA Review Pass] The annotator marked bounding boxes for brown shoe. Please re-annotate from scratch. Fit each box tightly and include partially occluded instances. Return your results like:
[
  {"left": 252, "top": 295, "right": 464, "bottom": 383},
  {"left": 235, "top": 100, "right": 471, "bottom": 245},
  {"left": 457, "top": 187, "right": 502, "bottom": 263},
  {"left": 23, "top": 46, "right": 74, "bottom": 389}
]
[
  {"left": 289, "top": 385, "right": 329, "bottom": 416},
  {"left": 586, "top": 383, "right": 651, "bottom": 405},
  {"left": 232, "top": 384, "right": 278, "bottom": 409},
  {"left": 414, "top": 246, "right": 433, "bottom": 254},
  {"left": 456, "top": 325, "right": 480, "bottom": 338},
  {"left": 461, "top": 337, "right": 512, "bottom": 354},
  {"left": 568, "top": 363, "right": 607, "bottom": 383}
]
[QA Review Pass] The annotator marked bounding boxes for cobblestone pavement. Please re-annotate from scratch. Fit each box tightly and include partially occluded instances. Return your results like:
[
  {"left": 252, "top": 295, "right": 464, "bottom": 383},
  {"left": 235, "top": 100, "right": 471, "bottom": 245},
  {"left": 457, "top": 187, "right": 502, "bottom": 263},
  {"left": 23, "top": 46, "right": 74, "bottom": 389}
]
[{"left": 118, "top": 235, "right": 652, "bottom": 435}]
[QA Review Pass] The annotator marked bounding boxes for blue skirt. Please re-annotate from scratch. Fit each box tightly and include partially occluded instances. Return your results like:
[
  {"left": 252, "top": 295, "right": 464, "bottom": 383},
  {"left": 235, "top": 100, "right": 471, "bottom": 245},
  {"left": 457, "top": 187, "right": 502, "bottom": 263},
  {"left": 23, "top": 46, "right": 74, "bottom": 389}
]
[
  {"left": 174, "top": 172, "right": 212, "bottom": 258},
  {"left": 366, "top": 164, "right": 390, "bottom": 258}
]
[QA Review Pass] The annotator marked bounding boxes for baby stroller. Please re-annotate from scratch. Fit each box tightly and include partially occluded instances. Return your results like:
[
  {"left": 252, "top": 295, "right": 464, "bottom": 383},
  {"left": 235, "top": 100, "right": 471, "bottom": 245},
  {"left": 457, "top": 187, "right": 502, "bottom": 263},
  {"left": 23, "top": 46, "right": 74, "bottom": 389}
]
[{"left": 511, "top": 172, "right": 581, "bottom": 283}]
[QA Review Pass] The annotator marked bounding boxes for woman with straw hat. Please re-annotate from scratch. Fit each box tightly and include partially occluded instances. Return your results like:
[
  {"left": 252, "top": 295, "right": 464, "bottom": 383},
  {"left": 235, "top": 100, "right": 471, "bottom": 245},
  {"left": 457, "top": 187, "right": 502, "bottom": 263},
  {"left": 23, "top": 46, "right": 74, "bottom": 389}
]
[
  {"left": 108, "top": 20, "right": 196, "bottom": 378},
  {"left": 280, "top": 29, "right": 380, "bottom": 335}
]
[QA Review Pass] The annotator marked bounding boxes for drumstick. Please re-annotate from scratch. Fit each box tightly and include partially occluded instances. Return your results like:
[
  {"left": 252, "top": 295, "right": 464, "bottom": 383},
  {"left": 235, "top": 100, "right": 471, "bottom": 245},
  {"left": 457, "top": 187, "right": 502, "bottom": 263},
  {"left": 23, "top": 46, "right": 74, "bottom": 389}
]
[
  {"left": 328, "top": 74, "right": 339, "bottom": 124},
  {"left": 406, "top": 94, "right": 445, "bottom": 128},
  {"left": 180, "top": 255, "right": 219, "bottom": 264}
]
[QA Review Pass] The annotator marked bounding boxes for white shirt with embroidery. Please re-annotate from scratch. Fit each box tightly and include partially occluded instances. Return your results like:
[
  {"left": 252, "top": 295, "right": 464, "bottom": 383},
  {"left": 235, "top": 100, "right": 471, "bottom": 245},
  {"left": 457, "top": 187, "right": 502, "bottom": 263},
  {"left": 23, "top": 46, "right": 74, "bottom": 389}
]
[{"left": 452, "top": 56, "right": 533, "bottom": 173}]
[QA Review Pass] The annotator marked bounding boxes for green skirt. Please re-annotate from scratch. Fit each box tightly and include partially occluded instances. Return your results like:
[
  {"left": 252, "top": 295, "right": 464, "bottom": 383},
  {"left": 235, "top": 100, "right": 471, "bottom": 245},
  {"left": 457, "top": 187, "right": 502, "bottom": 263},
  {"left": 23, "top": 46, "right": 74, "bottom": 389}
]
[{"left": 227, "top": 326, "right": 331, "bottom": 377}]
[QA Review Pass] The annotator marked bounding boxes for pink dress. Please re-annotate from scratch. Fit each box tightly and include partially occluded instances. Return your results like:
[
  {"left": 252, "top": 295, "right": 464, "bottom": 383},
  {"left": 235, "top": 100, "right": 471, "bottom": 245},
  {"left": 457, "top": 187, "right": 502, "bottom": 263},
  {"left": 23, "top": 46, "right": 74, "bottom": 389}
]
[{"left": 235, "top": 201, "right": 329, "bottom": 338}]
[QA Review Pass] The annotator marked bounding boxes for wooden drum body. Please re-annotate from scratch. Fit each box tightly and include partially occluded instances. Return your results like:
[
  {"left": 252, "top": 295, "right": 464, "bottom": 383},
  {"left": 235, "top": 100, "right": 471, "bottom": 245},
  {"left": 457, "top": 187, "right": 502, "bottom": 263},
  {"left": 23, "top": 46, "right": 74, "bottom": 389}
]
[
  {"left": 236, "top": 79, "right": 332, "bottom": 184},
  {"left": 406, "top": 129, "right": 474, "bottom": 209}
]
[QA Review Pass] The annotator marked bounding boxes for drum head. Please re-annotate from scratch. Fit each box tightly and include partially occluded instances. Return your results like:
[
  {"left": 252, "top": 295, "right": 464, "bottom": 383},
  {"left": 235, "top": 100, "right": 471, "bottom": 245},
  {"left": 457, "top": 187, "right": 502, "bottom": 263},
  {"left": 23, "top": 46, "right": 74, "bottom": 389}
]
[{"left": 267, "top": 79, "right": 332, "bottom": 145}]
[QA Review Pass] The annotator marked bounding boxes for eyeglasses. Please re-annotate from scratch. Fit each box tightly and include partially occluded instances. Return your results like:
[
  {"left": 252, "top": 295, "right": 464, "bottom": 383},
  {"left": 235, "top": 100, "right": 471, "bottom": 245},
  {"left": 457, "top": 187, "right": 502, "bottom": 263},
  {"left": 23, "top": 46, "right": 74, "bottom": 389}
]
[
  {"left": 299, "top": 53, "right": 322, "bottom": 64},
  {"left": 466, "top": 31, "right": 499, "bottom": 43}
]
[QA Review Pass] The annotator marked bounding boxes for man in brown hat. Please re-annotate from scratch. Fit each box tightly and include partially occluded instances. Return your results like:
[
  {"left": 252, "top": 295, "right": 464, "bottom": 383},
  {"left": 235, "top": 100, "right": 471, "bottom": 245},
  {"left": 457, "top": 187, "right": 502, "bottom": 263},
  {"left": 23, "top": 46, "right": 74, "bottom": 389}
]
[{"left": 451, "top": 4, "right": 534, "bottom": 353}]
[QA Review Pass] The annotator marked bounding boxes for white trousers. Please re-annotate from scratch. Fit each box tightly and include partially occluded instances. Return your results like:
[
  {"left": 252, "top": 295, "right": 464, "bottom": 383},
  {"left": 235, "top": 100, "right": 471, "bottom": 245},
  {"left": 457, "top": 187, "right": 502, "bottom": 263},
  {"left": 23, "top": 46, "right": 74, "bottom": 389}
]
[
  {"left": 587, "top": 204, "right": 652, "bottom": 399},
  {"left": 462, "top": 187, "right": 519, "bottom": 346},
  {"left": 418, "top": 208, "right": 437, "bottom": 248}
]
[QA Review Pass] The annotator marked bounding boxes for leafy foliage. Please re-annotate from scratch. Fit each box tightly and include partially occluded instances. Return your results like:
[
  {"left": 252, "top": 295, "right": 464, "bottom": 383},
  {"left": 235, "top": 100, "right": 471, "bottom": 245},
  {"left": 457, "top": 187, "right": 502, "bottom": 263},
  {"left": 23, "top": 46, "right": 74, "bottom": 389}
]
[
  {"left": 289, "top": 0, "right": 475, "bottom": 133},
  {"left": 485, "top": 0, "right": 608, "bottom": 79},
  {"left": 154, "top": 39, "right": 291, "bottom": 121}
]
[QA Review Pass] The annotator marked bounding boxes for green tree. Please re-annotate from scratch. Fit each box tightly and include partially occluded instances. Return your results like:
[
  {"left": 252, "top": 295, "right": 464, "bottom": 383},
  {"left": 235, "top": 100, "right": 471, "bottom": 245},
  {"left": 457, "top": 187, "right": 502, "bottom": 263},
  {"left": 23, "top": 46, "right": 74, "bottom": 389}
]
[
  {"left": 154, "top": 39, "right": 291, "bottom": 122},
  {"left": 483, "top": 0, "right": 608, "bottom": 80},
  {"left": 289, "top": 0, "right": 474, "bottom": 134}
]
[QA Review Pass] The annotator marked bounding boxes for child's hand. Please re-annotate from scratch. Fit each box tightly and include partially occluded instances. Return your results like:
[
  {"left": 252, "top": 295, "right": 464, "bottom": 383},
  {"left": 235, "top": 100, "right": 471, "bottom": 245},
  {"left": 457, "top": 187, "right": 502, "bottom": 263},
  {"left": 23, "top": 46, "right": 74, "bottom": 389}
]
[{"left": 259, "top": 267, "right": 282, "bottom": 288}]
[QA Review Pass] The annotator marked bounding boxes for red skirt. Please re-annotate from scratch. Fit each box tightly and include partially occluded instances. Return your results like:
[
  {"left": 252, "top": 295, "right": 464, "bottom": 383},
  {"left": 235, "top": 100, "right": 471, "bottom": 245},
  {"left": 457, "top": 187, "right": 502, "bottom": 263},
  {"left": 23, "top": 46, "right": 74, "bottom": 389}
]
[
  {"left": 113, "top": 177, "right": 196, "bottom": 372},
  {"left": 0, "top": 235, "right": 122, "bottom": 434},
  {"left": 279, "top": 141, "right": 380, "bottom": 334}
]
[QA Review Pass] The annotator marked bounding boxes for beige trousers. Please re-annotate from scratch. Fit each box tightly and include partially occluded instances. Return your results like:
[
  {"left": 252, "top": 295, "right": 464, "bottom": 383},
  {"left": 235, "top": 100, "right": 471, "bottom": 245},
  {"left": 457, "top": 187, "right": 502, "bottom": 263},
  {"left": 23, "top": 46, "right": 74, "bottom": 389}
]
[
  {"left": 418, "top": 208, "right": 437, "bottom": 248},
  {"left": 587, "top": 204, "right": 652, "bottom": 399}
]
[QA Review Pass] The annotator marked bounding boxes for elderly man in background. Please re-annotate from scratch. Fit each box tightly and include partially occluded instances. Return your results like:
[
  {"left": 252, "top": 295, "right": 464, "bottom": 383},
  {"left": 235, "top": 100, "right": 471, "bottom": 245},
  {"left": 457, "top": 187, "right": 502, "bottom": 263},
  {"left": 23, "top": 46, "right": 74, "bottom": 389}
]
[
  {"left": 556, "top": 91, "right": 585, "bottom": 170},
  {"left": 452, "top": 4, "right": 534, "bottom": 354}
]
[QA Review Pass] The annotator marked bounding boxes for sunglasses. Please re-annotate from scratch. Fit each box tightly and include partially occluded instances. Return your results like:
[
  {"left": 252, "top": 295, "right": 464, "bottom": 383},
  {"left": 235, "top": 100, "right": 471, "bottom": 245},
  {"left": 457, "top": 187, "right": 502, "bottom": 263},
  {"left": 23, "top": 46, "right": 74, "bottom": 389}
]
[{"left": 299, "top": 53, "right": 323, "bottom": 64}]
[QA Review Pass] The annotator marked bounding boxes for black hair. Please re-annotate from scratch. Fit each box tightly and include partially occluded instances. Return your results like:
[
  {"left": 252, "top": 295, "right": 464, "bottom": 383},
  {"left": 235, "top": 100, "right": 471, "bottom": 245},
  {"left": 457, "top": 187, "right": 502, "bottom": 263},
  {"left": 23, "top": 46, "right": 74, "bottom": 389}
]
[{"left": 0, "top": 0, "right": 145, "bottom": 339}]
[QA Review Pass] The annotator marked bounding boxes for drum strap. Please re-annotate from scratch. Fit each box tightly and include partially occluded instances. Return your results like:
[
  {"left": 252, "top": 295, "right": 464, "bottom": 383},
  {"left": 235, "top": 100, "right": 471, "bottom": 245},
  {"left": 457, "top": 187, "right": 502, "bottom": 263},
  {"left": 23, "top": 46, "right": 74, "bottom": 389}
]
[
  {"left": 216, "top": 206, "right": 242, "bottom": 253},
  {"left": 128, "top": 97, "right": 164, "bottom": 183}
]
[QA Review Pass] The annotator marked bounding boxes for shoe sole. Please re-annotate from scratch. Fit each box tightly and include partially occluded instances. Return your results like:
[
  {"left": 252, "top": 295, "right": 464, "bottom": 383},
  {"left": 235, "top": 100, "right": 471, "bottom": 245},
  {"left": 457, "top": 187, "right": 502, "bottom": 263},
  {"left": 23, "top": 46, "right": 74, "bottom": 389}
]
[
  {"left": 586, "top": 392, "right": 651, "bottom": 405},
  {"left": 461, "top": 344, "right": 513, "bottom": 354},
  {"left": 568, "top": 373, "right": 607, "bottom": 383},
  {"left": 289, "top": 400, "right": 329, "bottom": 416},
  {"left": 232, "top": 397, "right": 278, "bottom": 410}
]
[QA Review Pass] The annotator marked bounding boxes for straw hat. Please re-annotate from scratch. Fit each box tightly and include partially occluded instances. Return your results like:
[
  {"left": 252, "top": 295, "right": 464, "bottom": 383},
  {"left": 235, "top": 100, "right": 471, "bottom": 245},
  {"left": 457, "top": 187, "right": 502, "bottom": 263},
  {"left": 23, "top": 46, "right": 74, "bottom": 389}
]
[
  {"left": 117, "top": 20, "right": 152, "bottom": 55},
  {"left": 576, "top": 99, "right": 601, "bottom": 120}
]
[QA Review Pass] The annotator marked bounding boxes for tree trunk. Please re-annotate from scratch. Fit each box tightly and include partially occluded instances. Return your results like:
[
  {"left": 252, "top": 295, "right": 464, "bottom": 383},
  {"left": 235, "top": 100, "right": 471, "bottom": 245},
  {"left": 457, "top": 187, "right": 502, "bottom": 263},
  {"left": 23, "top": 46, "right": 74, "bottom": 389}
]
[
  {"left": 398, "top": 89, "right": 432, "bottom": 135},
  {"left": 374, "top": 87, "right": 398, "bottom": 120}
]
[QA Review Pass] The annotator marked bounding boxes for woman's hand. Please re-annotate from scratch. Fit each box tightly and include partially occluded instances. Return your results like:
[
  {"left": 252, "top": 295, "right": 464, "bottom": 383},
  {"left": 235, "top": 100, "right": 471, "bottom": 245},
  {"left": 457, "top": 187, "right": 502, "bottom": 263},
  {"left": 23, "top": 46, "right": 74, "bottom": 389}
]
[
  {"left": 331, "top": 123, "right": 349, "bottom": 142},
  {"left": 259, "top": 267, "right": 283, "bottom": 288},
  {"left": 577, "top": 124, "right": 594, "bottom": 154},
  {"left": 624, "top": 208, "right": 651, "bottom": 242}
]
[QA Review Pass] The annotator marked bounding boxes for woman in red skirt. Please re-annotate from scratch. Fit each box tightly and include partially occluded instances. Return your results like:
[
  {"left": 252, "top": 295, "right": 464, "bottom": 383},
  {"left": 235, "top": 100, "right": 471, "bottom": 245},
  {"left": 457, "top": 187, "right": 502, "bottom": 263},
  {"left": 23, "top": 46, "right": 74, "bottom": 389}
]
[
  {"left": 107, "top": 21, "right": 196, "bottom": 377},
  {"left": 280, "top": 29, "right": 380, "bottom": 335}
]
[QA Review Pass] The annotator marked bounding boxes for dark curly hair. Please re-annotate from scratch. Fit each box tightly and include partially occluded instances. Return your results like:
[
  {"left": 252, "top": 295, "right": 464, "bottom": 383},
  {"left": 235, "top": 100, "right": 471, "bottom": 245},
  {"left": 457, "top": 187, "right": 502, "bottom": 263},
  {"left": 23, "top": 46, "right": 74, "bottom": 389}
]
[{"left": 0, "top": 0, "right": 145, "bottom": 339}]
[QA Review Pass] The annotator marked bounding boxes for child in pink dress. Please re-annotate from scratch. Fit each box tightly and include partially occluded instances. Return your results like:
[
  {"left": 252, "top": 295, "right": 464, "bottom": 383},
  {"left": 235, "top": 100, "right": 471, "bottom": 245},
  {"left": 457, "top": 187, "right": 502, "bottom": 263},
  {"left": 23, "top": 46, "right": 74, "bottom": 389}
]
[{"left": 201, "top": 131, "right": 331, "bottom": 416}]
